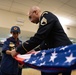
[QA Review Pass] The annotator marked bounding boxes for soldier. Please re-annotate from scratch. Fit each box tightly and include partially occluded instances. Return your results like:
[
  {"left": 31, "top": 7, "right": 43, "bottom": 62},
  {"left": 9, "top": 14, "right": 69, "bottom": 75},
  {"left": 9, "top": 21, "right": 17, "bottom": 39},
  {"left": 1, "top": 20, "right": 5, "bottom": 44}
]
[
  {"left": 11, "top": 6, "right": 72, "bottom": 75},
  {"left": 1, "top": 26, "right": 23, "bottom": 75}
]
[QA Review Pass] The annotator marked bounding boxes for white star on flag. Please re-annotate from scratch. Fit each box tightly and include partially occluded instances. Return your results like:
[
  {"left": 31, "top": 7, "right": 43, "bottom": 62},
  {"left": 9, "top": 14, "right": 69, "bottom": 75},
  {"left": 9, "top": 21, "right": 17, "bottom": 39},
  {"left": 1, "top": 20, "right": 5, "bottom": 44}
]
[
  {"left": 31, "top": 60, "right": 36, "bottom": 64},
  {"left": 39, "top": 62, "right": 45, "bottom": 66},
  {"left": 42, "top": 52, "right": 46, "bottom": 57},
  {"left": 52, "top": 51, "right": 57, "bottom": 56},
  {"left": 68, "top": 50, "right": 71, "bottom": 52},
  {"left": 49, "top": 55, "right": 57, "bottom": 62},
  {"left": 65, "top": 53, "right": 76, "bottom": 63},
  {"left": 39, "top": 56, "right": 44, "bottom": 60},
  {"left": 49, "top": 51, "right": 57, "bottom": 62},
  {"left": 60, "top": 46, "right": 68, "bottom": 50}
]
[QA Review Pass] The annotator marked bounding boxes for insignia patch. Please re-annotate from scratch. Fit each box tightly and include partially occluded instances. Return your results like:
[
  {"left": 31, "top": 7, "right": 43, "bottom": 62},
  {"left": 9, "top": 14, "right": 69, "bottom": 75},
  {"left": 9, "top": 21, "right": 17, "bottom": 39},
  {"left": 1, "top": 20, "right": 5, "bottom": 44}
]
[
  {"left": 9, "top": 42, "right": 15, "bottom": 47},
  {"left": 41, "top": 17, "right": 47, "bottom": 26},
  {"left": 14, "top": 27, "right": 17, "bottom": 30}
]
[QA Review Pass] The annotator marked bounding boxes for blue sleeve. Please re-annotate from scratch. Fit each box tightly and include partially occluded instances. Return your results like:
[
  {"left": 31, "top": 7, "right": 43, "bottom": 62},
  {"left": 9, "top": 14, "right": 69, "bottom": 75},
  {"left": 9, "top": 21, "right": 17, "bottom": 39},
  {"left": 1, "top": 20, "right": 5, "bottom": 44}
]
[{"left": 2, "top": 40, "right": 10, "bottom": 53}]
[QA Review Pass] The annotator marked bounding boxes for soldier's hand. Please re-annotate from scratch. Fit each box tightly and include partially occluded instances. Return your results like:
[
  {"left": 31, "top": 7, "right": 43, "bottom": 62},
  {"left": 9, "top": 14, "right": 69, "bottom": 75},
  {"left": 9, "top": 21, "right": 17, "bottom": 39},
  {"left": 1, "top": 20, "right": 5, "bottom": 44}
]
[
  {"left": 11, "top": 49, "right": 18, "bottom": 57},
  {"left": 18, "top": 64, "right": 24, "bottom": 68}
]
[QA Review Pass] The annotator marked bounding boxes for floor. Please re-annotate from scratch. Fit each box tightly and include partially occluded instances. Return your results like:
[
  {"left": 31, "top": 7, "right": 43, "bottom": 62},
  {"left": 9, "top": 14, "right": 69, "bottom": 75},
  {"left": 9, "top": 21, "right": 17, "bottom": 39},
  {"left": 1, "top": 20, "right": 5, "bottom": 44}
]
[{"left": 22, "top": 68, "right": 76, "bottom": 75}]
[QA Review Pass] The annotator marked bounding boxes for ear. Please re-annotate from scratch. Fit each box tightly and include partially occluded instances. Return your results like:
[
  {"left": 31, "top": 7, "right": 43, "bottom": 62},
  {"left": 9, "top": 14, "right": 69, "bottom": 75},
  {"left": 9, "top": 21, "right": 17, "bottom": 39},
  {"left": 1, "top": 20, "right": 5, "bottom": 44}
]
[{"left": 34, "top": 10, "right": 38, "bottom": 15}]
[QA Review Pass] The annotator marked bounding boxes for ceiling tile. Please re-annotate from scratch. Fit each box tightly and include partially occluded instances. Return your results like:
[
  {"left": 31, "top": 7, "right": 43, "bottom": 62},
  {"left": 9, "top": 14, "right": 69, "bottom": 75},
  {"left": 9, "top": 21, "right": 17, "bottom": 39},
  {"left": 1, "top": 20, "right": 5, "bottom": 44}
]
[
  {"left": 56, "top": 4, "right": 76, "bottom": 15},
  {"left": 32, "top": 0, "right": 42, "bottom": 2},
  {"left": 59, "top": 0, "right": 70, "bottom": 3},
  {"left": 66, "top": 0, "right": 76, "bottom": 8},
  {"left": 10, "top": 2, "right": 29, "bottom": 15},
  {"left": 0, "top": 0, "right": 13, "bottom": 6},
  {"left": 39, "top": 4, "right": 55, "bottom": 13},
  {"left": 14, "top": 0, "right": 39, "bottom": 7},
  {"left": 11, "top": 8, "right": 27, "bottom": 15},
  {"left": 39, "top": 0, "right": 64, "bottom": 12},
  {"left": 0, "top": 5, "right": 10, "bottom": 11},
  {"left": 11, "top": 2, "right": 29, "bottom": 11}
]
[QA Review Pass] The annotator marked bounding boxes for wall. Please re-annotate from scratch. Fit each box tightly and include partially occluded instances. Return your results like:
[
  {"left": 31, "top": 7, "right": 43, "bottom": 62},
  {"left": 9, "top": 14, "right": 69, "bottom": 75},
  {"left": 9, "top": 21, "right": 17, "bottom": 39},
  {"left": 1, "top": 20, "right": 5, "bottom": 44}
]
[
  {"left": 0, "top": 9, "right": 38, "bottom": 33},
  {"left": 0, "top": 9, "right": 76, "bottom": 39},
  {"left": 63, "top": 25, "right": 76, "bottom": 38}
]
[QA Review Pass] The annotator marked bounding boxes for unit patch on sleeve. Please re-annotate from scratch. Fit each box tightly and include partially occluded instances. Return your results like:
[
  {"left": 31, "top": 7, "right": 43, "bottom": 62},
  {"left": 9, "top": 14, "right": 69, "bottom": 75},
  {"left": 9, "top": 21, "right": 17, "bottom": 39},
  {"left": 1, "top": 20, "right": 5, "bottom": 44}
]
[{"left": 41, "top": 17, "right": 47, "bottom": 26}]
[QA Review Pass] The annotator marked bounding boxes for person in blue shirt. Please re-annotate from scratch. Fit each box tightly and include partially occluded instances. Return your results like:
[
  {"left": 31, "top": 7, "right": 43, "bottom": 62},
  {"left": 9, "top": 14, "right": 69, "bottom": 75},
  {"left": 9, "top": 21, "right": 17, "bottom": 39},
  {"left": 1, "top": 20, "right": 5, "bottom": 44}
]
[{"left": 1, "top": 26, "right": 23, "bottom": 75}]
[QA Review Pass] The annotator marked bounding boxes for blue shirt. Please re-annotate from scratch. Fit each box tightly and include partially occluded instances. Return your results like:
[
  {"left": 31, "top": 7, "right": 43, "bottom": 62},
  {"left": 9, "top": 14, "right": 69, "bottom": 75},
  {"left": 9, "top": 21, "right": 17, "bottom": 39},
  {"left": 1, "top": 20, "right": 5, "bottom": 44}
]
[{"left": 1, "top": 37, "right": 22, "bottom": 74}]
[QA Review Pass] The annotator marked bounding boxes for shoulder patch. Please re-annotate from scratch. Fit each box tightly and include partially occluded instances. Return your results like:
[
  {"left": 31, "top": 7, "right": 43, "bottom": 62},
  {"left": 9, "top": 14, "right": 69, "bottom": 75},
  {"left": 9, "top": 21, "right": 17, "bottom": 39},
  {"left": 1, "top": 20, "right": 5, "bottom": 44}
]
[{"left": 41, "top": 17, "right": 47, "bottom": 26}]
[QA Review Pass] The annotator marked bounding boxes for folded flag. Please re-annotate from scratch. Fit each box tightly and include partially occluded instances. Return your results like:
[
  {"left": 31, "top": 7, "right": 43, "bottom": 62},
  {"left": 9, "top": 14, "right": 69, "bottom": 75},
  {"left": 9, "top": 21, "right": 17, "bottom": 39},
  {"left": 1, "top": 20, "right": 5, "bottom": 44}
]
[{"left": 15, "top": 44, "right": 76, "bottom": 73}]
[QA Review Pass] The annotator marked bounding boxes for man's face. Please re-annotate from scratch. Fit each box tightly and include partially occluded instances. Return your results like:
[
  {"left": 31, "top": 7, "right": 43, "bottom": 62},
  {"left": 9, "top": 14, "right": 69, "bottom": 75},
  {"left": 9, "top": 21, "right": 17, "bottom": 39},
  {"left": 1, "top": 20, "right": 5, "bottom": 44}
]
[{"left": 29, "top": 11, "right": 39, "bottom": 24}]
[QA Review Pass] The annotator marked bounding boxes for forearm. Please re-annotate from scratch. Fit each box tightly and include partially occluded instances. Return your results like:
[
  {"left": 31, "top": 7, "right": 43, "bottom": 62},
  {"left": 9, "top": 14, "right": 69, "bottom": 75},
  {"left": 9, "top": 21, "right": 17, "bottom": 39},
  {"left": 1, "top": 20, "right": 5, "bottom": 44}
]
[
  {"left": 18, "top": 64, "right": 23, "bottom": 68},
  {"left": 16, "top": 37, "right": 43, "bottom": 54},
  {"left": 16, "top": 44, "right": 27, "bottom": 54},
  {"left": 6, "top": 50, "right": 12, "bottom": 55}
]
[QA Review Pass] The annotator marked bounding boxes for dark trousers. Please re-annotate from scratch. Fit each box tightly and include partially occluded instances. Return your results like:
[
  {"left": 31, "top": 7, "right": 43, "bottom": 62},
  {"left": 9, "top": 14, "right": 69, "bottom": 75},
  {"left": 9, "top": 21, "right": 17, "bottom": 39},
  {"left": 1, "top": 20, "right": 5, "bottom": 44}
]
[
  {"left": 18, "top": 68, "right": 22, "bottom": 75},
  {"left": 1, "top": 72, "right": 16, "bottom": 75},
  {"left": 1, "top": 70, "right": 17, "bottom": 75},
  {"left": 41, "top": 71, "right": 71, "bottom": 75},
  {"left": 0, "top": 68, "right": 22, "bottom": 75}
]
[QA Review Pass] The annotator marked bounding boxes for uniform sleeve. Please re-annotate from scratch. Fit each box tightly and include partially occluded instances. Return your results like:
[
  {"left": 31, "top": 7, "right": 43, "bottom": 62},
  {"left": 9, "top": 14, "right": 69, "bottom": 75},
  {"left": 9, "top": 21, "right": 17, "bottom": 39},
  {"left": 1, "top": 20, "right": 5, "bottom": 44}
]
[
  {"left": 34, "top": 41, "right": 48, "bottom": 51},
  {"left": 2, "top": 40, "right": 10, "bottom": 53},
  {"left": 38, "top": 11, "right": 58, "bottom": 38},
  {"left": 16, "top": 34, "right": 43, "bottom": 54},
  {"left": 16, "top": 11, "right": 57, "bottom": 54}
]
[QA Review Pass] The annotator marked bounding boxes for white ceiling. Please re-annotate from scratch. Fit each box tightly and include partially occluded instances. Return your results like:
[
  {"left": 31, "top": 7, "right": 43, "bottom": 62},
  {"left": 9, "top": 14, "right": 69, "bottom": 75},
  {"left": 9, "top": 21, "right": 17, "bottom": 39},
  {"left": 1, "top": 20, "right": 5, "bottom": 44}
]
[
  {"left": 0, "top": 0, "right": 76, "bottom": 41},
  {"left": 0, "top": 0, "right": 76, "bottom": 23}
]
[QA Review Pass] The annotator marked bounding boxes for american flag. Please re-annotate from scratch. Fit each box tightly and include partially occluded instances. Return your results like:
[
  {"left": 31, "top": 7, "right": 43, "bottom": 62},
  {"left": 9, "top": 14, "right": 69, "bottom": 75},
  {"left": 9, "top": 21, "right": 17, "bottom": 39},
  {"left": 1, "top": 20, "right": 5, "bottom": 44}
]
[{"left": 15, "top": 44, "right": 76, "bottom": 73}]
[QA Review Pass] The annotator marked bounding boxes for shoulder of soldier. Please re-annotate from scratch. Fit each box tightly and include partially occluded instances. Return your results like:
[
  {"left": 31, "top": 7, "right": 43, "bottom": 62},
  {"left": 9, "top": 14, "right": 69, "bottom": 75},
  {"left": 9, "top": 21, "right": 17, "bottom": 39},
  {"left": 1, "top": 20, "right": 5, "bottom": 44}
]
[
  {"left": 41, "top": 11, "right": 53, "bottom": 16},
  {"left": 39, "top": 11, "right": 56, "bottom": 26},
  {"left": 41, "top": 11, "right": 57, "bottom": 18},
  {"left": 41, "top": 11, "right": 49, "bottom": 17}
]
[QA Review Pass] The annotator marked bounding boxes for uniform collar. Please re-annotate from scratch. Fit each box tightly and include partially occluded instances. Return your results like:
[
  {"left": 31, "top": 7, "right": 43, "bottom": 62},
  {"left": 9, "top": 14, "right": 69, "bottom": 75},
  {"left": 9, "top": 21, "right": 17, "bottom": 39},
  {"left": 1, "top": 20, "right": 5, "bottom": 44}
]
[{"left": 10, "top": 37, "right": 19, "bottom": 42}]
